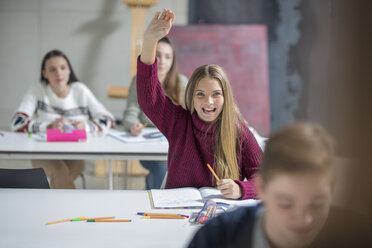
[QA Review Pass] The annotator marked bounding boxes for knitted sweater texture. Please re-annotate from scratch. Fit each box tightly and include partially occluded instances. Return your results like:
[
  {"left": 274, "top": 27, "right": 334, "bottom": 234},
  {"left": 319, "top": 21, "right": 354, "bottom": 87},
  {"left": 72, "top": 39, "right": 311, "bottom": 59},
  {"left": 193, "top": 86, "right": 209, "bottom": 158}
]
[{"left": 137, "top": 57, "right": 262, "bottom": 199}]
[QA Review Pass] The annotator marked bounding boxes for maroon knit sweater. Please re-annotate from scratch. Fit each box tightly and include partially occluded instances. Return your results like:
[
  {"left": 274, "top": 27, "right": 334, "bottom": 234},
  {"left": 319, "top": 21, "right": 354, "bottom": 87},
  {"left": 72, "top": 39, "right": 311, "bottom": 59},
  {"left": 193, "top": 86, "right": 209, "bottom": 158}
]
[{"left": 137, "top": 57, "right": 262, "bottom": 199}]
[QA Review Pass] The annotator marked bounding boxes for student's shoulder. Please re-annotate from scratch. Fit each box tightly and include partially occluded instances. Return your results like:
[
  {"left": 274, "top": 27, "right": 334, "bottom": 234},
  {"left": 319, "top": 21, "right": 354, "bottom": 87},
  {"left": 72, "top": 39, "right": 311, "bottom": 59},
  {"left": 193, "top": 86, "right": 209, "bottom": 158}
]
[{"left": 178, "top": 74, "right": 188, "bottom": 86}]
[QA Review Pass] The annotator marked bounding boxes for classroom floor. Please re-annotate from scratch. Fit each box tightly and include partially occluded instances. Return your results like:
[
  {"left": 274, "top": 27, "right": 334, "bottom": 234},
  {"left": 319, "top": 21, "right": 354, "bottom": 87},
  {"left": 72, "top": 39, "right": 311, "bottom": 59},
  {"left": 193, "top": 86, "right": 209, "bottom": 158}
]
[{"left": 0, "top": 159, "right": 147, "bottom": 190}]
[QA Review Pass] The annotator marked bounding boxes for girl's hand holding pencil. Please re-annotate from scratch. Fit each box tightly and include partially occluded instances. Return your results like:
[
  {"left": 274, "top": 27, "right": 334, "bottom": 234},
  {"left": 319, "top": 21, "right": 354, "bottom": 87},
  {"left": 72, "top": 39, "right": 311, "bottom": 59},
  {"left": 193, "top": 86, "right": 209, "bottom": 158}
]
[{"left": 130, "top": 123, "right": 148, "bottom": 136}]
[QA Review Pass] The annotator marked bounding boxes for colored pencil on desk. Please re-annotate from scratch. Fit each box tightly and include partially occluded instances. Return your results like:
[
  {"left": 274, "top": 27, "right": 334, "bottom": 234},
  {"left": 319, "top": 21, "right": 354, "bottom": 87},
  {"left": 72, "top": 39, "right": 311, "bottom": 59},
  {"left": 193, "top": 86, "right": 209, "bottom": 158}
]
[
  {"left": 206, "top": 163, "right": 220, "bottom": 181},
  {"left": 87, "top": 219, "right": 131, "bottom": 222},
  {"left": 85, "top": 216, "right": 115, "bottom": 220},
  {"left": 137, "top": 212, "right": 189, "bottom": 218},
  {"left": 46, "top": 216, "right": 86, "bottom": 225},
  {"left": 142, "top": 216, "right": 186, "bottom": 219}
]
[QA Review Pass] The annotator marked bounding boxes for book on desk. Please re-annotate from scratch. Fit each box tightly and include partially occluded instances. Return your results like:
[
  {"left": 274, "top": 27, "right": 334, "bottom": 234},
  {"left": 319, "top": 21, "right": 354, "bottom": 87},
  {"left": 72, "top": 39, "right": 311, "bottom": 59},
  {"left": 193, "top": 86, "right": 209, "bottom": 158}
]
[{"left": 148, "top": 187, "right": 259, "bottom": 209}]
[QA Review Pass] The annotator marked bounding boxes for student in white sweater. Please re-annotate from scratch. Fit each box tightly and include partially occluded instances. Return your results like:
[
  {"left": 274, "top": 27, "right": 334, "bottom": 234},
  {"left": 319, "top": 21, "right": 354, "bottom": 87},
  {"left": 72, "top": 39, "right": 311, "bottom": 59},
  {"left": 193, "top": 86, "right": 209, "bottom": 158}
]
[{"left": 11, "top": 49, "right": 114, "bottom": 189}]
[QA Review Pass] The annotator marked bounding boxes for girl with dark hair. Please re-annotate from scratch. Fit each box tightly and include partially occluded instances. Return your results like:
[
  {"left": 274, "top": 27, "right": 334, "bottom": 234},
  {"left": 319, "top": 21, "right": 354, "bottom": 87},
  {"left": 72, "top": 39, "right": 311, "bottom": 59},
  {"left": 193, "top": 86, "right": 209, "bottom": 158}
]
[{"left": 10, "top": 49, "right": 114, "bottom": 189}]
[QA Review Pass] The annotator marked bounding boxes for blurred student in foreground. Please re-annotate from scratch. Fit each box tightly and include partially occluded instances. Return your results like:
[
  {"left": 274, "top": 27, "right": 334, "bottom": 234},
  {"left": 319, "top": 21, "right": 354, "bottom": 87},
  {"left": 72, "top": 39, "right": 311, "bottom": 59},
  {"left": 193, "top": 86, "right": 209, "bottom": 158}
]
[{"left": 189, "top": 122, "right": 337, "bottom": 248}]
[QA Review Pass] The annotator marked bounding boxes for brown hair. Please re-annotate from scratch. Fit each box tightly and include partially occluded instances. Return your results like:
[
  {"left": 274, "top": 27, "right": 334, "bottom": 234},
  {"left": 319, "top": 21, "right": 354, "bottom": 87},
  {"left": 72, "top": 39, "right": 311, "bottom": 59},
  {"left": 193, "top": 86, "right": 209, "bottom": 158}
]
[
  {"left": 261, "top": 122, "right": 335, "bottom": 183},
  {"left": 159, "top": 37, "right": 183, "bottom": 106},
  {"left": 185, "top": 64, "right": 245, "bottom": 180},
  {"left": 40, "top": 49, "right": 78, "bottom": 85}
]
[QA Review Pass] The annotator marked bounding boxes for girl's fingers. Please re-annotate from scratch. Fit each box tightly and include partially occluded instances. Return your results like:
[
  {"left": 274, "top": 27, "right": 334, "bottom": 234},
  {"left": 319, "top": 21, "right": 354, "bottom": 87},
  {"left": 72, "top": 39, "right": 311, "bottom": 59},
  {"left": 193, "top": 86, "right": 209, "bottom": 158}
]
[{"left": 154, "top": 11, "right": 160, "bottom": 19}]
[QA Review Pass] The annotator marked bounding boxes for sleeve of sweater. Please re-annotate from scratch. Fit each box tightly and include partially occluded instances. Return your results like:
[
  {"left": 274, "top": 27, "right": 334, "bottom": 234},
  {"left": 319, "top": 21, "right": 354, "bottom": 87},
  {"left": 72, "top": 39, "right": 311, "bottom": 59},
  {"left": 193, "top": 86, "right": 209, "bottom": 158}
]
[
  {"left": 10, "top": 84, "right": 49, "bottom": 133},
  {"left": 136, "top": 56, "right": 186, "bottom": 138},
  {"left": 77, "top": 83, "right": 114, "bottom": 133},
  {"left": 123, "top": 76, "right": 141, "bottom": 131},
  {"left": 234, "top": 125, "right": 262, "bottom": 200}
]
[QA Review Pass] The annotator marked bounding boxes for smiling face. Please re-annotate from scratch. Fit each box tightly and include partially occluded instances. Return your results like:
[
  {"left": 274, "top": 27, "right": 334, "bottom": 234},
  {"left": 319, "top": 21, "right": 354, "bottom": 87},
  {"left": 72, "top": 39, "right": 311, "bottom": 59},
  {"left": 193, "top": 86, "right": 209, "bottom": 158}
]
[
  {"left": 193, "top": 77, "right": 224, "bottom": 123},
  {"left": 42, "top": 56, "right": 71, "bottom": 97},
  {"left": 257, "top": 172, "right": 333, "bottom": 248},
  {"left": 156, "top": 41, "right": 173, "bottom": 82}
]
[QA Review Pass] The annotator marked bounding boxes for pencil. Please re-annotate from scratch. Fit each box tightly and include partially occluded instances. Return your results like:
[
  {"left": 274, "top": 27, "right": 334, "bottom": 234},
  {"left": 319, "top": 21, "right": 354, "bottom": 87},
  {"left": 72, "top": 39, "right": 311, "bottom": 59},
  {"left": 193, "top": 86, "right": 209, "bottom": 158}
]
[
  {"left": 85, "top": 216, "right": 115, "bottom": 220},
  {"left": 206, "top": 163, "right": 220, "bottom": 181},
  {"left": 87, "top": 219, "right": 131, "bottom": 222},
  {"left": 142, "top": 123, "right": 148, "bottom": 128},
  {"left": 45, "top": 216, "right": 85, "bottom": 225},
  {"left": 137, "top": 212, "right": 189, "bottom": 218},
  {"left": 142, "top": 216, "right": 186, "bottom": 219}
]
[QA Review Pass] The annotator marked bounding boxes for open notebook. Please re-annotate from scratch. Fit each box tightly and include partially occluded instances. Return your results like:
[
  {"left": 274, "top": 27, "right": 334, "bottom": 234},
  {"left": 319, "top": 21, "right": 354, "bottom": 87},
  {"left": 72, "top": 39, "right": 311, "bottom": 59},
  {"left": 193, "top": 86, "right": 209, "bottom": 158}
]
[
  {"left": 108, "top": 128, "right": 166, "bottom": 143},
  {"left": 149, "top": 187, "right": 259, "bottom": 209}
]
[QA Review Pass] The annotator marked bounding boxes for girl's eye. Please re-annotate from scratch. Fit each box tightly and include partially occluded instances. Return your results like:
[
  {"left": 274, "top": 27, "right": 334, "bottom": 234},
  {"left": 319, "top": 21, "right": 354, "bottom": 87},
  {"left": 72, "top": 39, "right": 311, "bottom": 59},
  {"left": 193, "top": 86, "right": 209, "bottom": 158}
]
[
  {"left": 196, "top": 92, "right": 204, "bottom": 97},
  {"left": 213, "top": 92, "right": 222, "bottom": 97}
]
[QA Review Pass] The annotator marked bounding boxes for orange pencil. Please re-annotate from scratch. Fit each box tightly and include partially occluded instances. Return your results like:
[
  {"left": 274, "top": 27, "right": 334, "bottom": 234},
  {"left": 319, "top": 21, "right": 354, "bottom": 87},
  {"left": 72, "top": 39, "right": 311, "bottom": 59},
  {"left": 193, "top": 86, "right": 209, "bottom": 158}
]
[
  {"left": 142, "top": 123, "right": 148, "bottom": 128},
  {"left": 142, "top": 216, "right": 186, "bottom": 219},
  {"left": 46, "top": 216, "right": 85, "bottom": 225},
  {"left": 87, "top": 219, "right": 131, "bottom": 222},
  {"left": 85, "top": 216, "right": 115, "bottom": 220},
  {"left": 206, "top": 163, "right": 220, "bottom": 181}
]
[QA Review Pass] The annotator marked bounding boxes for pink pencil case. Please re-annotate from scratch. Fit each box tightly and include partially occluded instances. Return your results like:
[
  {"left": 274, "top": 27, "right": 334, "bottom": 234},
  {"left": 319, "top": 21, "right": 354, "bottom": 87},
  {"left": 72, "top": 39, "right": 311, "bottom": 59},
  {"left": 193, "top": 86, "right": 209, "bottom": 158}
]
[{"left": 46, "top": 129, "right": 87, "bottom": 142}]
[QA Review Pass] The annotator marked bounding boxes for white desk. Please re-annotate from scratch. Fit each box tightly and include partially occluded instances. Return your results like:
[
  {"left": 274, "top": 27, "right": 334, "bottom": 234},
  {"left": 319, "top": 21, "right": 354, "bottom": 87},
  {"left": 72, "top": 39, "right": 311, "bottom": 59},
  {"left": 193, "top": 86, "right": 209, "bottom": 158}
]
[
  {"left": 0, "top": 189, "right": 201, "bottom": 248},
  {"left": 0, "top": 131, "right": 169, "bottom": 189}
]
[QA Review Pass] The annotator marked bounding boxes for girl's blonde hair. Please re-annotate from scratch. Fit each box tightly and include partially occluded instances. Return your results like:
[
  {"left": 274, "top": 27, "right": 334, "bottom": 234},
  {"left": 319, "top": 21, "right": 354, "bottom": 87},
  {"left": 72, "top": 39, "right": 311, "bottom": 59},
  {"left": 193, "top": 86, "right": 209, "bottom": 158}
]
[{"left": 185, "top": 64, "right": 244, "bottom": 180}]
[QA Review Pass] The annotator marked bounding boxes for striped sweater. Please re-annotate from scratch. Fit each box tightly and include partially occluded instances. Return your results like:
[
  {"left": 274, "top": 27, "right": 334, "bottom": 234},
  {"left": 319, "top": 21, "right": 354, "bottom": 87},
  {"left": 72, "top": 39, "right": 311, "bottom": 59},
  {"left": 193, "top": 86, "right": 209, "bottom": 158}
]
[
  {"left": 11, "top": 82, "right": 114, "bottom": 133},
  {"left": 137, "top": 57, "right": 262, "bottom": 199}
]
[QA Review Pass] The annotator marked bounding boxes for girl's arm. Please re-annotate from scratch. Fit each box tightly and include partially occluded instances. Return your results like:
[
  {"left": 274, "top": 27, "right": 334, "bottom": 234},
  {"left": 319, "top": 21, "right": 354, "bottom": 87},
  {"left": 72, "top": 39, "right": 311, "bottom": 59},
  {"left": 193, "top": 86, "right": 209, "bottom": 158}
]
[
  {"left": 82, "top": 84, "right": 114, "bottom": 133},
  {"left": 234, "top": 127, "right": 262, "bottom": 199},
  {"left": 140, "top": 9, "right": 175, "bottom": 65},
  {"left": 123, "top": 76, "right": 142, "bottom": 131},
  {"left": 137, "top": 9, "right": 186, "bottom": 139}
]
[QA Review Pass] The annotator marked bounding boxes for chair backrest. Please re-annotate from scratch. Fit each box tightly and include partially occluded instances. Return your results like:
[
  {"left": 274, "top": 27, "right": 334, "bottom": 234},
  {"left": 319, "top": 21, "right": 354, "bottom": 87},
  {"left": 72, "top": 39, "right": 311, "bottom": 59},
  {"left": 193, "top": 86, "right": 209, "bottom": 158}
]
[{"left": 0, "top": 168, "right": 50, "bottom": 189}]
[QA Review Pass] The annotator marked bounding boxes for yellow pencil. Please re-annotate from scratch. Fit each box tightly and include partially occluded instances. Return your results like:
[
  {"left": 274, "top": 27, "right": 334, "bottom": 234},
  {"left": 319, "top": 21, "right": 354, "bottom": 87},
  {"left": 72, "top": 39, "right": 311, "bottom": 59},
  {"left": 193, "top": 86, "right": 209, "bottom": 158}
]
[{"left": 206, "top": 163, "right": 220, "bottom": 181}]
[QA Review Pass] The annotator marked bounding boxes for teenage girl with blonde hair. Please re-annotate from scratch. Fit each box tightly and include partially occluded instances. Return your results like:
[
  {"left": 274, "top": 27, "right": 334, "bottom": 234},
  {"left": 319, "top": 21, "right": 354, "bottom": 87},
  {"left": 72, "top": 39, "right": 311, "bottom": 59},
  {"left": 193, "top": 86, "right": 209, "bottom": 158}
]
[{"left": 137, "top": 9, "right": 261, "bottom": 199}]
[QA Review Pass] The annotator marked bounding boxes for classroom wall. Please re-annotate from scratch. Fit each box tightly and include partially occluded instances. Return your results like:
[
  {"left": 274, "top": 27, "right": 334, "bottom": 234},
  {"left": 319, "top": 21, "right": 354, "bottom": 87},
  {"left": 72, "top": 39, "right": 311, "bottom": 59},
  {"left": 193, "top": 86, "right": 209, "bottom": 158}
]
[{"left": 0, "top": 0, "right": 188, "bottom": 131}]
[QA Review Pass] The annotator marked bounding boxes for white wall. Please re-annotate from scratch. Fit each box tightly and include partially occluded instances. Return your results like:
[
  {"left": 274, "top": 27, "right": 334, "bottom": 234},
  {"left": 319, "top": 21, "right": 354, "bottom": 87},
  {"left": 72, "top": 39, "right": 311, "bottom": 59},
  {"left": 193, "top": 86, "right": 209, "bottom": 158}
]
[{"left": 0, "top": 0, "right": 188, "bottom": 130}]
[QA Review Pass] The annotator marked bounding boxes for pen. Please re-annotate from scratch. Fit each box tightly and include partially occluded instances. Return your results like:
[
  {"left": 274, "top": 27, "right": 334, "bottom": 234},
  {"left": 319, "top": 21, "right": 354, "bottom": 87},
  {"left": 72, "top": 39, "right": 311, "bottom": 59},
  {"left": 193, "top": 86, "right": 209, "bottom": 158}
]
[
  {"left": 206, "top": 163, "right": 220, "bottom": 181},
  {"left": 87, "top": 219, "right": 131, "bottom": 222}
]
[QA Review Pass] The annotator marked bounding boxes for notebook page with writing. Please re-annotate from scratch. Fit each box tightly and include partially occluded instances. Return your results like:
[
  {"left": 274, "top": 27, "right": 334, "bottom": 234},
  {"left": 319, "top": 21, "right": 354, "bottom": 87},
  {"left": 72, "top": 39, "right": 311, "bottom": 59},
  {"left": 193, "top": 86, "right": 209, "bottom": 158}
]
[{"left": 150, "top": 187, "right": 204, "bottom": 209}]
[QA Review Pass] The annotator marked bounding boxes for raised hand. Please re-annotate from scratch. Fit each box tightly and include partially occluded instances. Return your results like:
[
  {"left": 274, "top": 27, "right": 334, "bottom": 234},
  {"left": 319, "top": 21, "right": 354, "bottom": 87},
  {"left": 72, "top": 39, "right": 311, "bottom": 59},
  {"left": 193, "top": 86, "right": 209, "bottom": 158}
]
[
  {"left": 140, "top": 9, "right": 175, "bottom": 65},
  {"left": 144, "top": 9, "right": 175, "bottom": 42}
]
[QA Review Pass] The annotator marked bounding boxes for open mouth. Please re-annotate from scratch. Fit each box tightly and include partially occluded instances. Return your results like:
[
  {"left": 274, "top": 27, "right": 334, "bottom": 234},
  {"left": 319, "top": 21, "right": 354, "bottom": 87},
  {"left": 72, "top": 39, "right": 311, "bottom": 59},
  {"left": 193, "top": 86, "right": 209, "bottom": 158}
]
[{"left": 202, "top": 107, "right": 216, "bottom": 115}]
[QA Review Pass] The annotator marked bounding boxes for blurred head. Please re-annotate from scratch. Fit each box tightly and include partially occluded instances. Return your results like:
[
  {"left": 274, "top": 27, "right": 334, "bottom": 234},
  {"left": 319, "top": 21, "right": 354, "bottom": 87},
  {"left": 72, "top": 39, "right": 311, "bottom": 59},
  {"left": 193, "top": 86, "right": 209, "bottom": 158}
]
[
  {"left": 157, "top": 37, "right": 174, "bottom": 80},
  {"left": 40, "top": 49, "right": 78, "bottom": 86},
  {"left": 256, "top": 122, "right": 336, "bottom": 248},
  {"left": 157, "top": 37, "right": 183, "bottom": 105}
]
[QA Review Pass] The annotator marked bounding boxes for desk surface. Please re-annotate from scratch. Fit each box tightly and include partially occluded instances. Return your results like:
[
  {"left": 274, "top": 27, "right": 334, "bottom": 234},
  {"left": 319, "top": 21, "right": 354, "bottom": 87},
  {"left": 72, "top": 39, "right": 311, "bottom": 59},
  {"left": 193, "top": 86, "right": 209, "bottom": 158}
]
[
  {"left": 0, "top": 131, "right": 168, "bottom": 160},
  {"left": 0, "top": 189, "right": 201, "bottom": 248}
]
